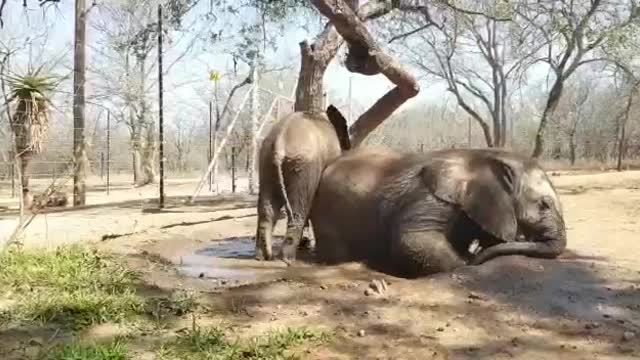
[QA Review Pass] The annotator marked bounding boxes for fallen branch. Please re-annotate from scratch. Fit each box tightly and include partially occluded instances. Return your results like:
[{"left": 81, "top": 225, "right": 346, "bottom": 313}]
[{"left": 309, "top": 0, "right": 420, "bottom": 147}]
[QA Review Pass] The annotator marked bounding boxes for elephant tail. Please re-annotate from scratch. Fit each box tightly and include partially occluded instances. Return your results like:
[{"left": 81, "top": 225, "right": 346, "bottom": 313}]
[{"left": 274, "top": 137, "right": 294, "bottom": 223}]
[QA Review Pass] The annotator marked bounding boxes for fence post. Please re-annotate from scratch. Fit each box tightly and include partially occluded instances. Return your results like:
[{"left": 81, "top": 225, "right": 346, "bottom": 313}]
[
  {"left": 231, "top": 145, "right": 236, "bottom": 193},
  {"left": 106, "top": 110, "right": 111, "bottom": 195},
  {"left": 9, "top": 150, "right": 15, "bottom": 198},
  {"left": 100, "top": 152, "right": 104, "bottom": 180}
]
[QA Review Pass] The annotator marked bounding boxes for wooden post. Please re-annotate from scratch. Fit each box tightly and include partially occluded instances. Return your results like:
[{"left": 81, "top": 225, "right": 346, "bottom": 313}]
[
  {"left": 100, "top": 152, "right": 104, "bottom": 180},
  {"left": 9, "top": 150, "right": 15, "bottom": 198},
  {"left": 231, "top": 145, "right": 236, "bottom": 193},
  {"left": 208, "top": 100, "right": 213, "bottom": 191},
  {"left": 106, "top": 110, "right": 111, "bottom": 195},
  {"left": 157, "top": 4, "right": 165, "bottom": 208}
]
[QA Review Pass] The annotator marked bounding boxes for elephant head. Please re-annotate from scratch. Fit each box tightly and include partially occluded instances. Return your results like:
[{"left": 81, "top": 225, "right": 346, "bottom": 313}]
[{"left": 420, "top": 149, "right": 566, "bottom": 265}]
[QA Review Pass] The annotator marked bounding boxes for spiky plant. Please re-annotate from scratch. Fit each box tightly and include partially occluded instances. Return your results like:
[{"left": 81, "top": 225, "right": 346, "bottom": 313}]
[{"left": 5, "top": 65, "right": 60, "bottom": 193}]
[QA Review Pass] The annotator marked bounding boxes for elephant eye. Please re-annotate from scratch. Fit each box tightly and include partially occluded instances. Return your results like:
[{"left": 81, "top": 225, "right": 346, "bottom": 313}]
[{"left": 538, "top": 197, "right": 551, "bottom": 211}]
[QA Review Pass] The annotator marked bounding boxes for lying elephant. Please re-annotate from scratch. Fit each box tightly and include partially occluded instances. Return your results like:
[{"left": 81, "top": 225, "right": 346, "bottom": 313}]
[
  {"left": 309, "top": 147, "right": 567, "bottom": 278},
  {"left": 255, "top": 105, "right": 351, "bottom": 261}
]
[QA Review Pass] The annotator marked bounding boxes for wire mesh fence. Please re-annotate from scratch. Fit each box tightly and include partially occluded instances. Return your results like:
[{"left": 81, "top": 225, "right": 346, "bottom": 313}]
[{"left": 0, "top": 86, "right": 296, "bottom": 203}]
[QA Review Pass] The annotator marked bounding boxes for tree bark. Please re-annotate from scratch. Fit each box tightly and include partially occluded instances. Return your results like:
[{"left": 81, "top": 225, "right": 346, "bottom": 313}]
[
  {"left": 248, "top": 53, "right": 259, "bottom": 194},
  {"left": 617, "top": 85, "right": 636, "bottom": 171},
  {"left": 309, "top": 0, "right": 419, "bottom": 147},
  {"left": 142, "top": 123, "right": 157, "bottom": 183},
  {"left": 569, "top": 131, "right": 576, "bottom": 166},
  {"left": 73, "top": 0, "right": 87, "bottom": 206},
  {"left": 532, "top": 78, "right": 564, "bottom": 158}
]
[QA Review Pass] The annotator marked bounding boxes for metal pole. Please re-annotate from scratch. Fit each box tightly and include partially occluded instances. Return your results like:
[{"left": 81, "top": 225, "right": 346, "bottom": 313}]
[
  {"left": 10, "top": 150, "right": 15, "bottom": 198},
  {"left": 208, "top": 100, "right": 213, "bottom": 191},
  {"left": 248, "top": 53, "right": 259, "bottom": 194},
  {"left": 100, "top": 152, "right": 104, "bottom": 180},
  {"left": 106, "top": 110, "right": 111, "bottom": 195},
  {"left": 348, "top": 76, "right": 352, "bottom": 124},
  {"left": 231, "top": 146, "right": 236, "bottom": 193},
  {"left": 468, "top": 117, "right": 472, "bottom": 147},
  {"left": 157, "top": 4, "right": 165, "bottom": 209}
]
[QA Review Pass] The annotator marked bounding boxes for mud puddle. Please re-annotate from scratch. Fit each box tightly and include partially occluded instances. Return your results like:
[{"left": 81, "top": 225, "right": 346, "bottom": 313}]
[{"left": 170, "top": 236, "right": 305, "bottom": 287}]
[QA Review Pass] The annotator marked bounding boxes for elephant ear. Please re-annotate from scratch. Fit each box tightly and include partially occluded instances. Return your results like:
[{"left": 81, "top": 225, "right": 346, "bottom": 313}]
[
  {"left": 420, "top": 153, "right": 518, "bottom": 242},
  {"left": 326, "top": 104, "right": 351, "bottom": 151}
]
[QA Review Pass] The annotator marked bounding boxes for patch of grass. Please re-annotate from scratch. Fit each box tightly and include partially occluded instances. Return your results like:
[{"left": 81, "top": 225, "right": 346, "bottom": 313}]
[
  {"left": 157, "top": 325, "right": 330, "bottom": 360},
  {"left": 0, "top": 245, "right": 145, "bottom": 328},
  {"left": 41, "top": 338, "right": 129, "bottom": 360}
]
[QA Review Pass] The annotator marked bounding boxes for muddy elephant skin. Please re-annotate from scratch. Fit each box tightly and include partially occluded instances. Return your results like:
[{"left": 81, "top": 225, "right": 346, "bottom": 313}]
[
  {"left": 310, "top": 147, "right": 567, "bottom": 278},
  {"left": 255, "top": 105, "right": 350, "bottom": 262}
]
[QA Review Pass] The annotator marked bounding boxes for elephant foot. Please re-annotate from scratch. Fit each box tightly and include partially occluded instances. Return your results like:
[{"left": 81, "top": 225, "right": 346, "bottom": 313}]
[
  {"left": 255, "top": 246, "right": 273, "bottom": 261},
  {"left": 280, "top": 245, "right": 297, "bottom": 266}
]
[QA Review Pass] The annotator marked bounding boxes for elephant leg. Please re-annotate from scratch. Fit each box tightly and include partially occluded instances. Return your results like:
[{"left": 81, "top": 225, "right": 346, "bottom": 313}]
[
  {"left": 255, "top": 192, "right": 283, "bottom": 261},
  {"left": 299, "top": 219, "right": 315, "bottom": 250},
  {"left": 280, "top": 162, "right": 321, "bottom": 264},
  {"left": 391, "top": 229, "right": 466, "bottom": 277}
]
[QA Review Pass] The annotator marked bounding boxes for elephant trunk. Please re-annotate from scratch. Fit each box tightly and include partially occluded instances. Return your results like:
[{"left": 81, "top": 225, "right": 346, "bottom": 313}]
[{"left": 470, "top": 216, "right": 566, "bottom": 265}]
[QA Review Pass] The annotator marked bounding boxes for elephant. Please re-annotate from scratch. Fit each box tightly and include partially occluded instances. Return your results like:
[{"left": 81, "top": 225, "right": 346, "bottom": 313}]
[
  {"left": 254, "top": 105, "right": 351, "bottom": 262},
  {"left": 309, "top": 146, "right": 567, "bottom": 278}
]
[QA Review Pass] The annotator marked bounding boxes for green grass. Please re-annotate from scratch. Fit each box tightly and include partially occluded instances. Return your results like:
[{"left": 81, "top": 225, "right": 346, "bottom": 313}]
[
  {"left": 0, "top": 245, "right": 145, "bottom": 328},
  {"left": 156, "top": 325, "right": 330, "bottom": 360},
  {"left": 42, "top": 338, "right": 129, "bottom": 360},
  {"left": 0, "top": 246, "right": 330, "bottom": 359}
]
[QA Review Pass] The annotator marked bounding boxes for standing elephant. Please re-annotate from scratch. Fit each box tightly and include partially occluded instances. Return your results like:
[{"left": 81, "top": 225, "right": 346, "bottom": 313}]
[
  {"left": 255, "top": 105, "right": 351, "bottom": 262},
  {"left": 310, "top": 147, "right": 567, "bottom": 278}
]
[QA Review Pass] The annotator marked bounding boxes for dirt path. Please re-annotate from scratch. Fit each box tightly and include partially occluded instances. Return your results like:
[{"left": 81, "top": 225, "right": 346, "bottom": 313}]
[{"left": 2, "top": 170, "right": 640, "bottom": 359}]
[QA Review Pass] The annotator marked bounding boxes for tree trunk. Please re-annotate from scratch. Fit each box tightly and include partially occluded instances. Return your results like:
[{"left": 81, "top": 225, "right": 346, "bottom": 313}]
[
  {"left": 569, "top": 132, "right": 576, "bottom": 166},
  {"left": 295, "top": 0, "right": 397, "bottom": 112},
  {"left": 532, "top": 78, "right": 564, "bottom": 158},
  {"left": 142, "top": 123, "right": 157, "bottom": 184},
  {"left": 294, "top": 33, "right": 341, "bottom": 112},
  {"left": 500, "top": 76, "right": 508, "bottom": 147},
  {"left": 73, "top": 0, "right": 87, "bottom": 206},
  {"left": 617, "top": 86, "right": 636, "bottom": 171},
  {"left": 248, "top": 55, "right": 259, "bottom": 194}
]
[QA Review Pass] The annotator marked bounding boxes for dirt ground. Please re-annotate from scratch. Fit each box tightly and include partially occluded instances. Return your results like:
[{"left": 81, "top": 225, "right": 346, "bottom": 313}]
[{"left": 1, "top": 170, "right": 640, "bottom": 359}]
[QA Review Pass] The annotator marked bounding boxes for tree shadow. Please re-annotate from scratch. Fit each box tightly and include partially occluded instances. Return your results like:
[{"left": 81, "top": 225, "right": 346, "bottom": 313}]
[{"left": 190, "top": 249, "right": 640, "bottom": 358}]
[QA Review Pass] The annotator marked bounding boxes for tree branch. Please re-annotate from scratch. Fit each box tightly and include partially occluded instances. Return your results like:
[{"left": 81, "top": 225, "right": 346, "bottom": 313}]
[{"left": 310, "top": 0, "right": 420, "bottom": 147}]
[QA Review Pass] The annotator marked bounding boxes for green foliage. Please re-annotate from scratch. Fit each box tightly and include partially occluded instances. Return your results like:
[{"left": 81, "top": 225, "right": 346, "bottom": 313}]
[
  {"left": 42, "top": 338, "right": 129, "bottom": 360},
  {"left": 5, "top": 65, "right": 59, "bottom": 104},
  {"left": 0, "top": 245, "right": 145, "bottom": 329},
  {"left": 157, "top": 325, "right": 330, "bottom": 360}
]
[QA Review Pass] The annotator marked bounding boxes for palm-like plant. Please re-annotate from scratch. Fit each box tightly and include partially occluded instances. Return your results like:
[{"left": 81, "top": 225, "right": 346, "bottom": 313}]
[{"left": 5, "top": 65, "right": 60, "bottom": 194}]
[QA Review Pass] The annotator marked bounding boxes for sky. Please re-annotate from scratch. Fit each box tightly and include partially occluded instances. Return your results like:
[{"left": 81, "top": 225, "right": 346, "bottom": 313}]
[
  {"left": 0, "top": 2, "right": 449, "bottom": 120},
  {"left": 0, "top": 0, "right": 569, "bottom": 132}
]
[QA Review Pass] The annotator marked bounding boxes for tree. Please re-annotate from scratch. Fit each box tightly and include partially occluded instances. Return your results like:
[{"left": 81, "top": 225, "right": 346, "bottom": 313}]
[
  {"left": 72, "top": 0, "right": 89, "bottom": 205},
  {"left": 549, "top": 76, "right": 592, "bottom": 165},
  {"left": 516, "top": 0, "right": 640, "bottom": 158},
  {"left": 6, "top": 66, "right": 60, "bottom": 197},
  {"left": 91, "top": 0, "right": 199, "bottom": 186},
  {"left": 390, "top": 2, "right": 542, "bottom": 148}
]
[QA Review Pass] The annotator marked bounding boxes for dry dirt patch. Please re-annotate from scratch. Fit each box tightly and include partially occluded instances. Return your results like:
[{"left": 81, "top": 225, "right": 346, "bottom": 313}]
[{"left": 0, "top": 171, "right": 639, "bottom": 359}]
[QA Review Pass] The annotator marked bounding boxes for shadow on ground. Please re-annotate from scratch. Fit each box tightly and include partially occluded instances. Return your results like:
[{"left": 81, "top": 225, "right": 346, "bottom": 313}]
[{"left": 172, "top": 237, "right": 640, "bottom": 359}]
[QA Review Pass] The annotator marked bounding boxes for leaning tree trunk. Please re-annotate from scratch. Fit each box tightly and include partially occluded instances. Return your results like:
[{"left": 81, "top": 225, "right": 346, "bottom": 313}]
[
  {"left": 617, "top": 85, "right": 636, "bottom": 172},
  {"left": 306, "top": 0, "right": 420, "bottom": 147},
  {"left": 532, "top": 78, "right": 564, "bottom": 158}
]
